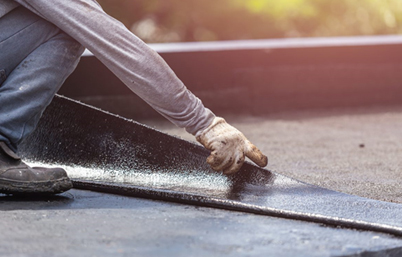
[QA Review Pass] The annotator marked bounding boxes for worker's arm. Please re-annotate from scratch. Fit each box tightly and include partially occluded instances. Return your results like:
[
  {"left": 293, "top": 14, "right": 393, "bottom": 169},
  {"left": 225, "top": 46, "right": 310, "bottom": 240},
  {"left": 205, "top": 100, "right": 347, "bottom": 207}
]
[{"left": 13, "top": 0, "right": 267, "bottom": 173}]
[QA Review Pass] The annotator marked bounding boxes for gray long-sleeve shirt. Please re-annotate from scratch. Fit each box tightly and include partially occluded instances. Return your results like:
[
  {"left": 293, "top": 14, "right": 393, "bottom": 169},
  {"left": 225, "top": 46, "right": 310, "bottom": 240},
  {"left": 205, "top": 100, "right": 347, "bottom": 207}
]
[{"left": 0, "top": 0, "right": 215, "bottom": 135}]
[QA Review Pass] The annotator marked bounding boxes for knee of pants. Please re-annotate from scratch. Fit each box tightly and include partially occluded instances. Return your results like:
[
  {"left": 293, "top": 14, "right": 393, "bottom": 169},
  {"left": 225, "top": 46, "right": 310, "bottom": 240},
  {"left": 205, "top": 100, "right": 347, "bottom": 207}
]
[{"left": 0, "top": 7, "right": 62, "bottom": 81}]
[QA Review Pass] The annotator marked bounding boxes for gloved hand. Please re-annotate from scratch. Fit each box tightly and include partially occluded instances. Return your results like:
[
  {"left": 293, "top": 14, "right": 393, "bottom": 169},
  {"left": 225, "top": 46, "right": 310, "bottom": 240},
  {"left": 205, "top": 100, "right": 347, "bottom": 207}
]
[{"left": 196, "top": 117, "right": 268, "bottom": 174}]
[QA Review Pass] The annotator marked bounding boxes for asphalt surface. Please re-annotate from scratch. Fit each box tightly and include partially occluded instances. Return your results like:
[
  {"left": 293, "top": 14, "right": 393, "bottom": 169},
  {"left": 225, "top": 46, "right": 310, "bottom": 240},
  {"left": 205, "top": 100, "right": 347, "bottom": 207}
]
[{"left": 1, "top": 189, "right": 402, "bottom": 257}]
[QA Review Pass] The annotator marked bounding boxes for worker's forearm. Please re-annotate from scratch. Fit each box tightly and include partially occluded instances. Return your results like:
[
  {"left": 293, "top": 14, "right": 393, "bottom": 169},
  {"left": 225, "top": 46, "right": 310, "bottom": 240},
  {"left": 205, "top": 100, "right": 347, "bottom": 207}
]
[{"left": 13, "top": 0, "right": 215, "bottom": 134}]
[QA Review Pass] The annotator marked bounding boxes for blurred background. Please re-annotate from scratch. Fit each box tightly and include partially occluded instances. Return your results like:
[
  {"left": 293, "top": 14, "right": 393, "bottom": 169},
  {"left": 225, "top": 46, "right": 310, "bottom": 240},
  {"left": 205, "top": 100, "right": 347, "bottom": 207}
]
[{"left": 97, "top": 0, "right": 402, "bottom": 43}]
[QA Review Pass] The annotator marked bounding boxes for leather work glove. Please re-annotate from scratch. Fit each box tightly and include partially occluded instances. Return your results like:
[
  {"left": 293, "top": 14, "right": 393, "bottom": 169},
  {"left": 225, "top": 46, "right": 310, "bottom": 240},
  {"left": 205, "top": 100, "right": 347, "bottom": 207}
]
[{"left": 196, "top": 117, "right": 268, "bottom": 174}]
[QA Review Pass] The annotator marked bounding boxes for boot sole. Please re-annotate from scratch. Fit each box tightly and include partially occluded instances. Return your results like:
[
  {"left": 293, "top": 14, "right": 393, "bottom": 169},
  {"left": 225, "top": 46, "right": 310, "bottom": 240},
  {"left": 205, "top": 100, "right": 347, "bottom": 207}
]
[{"left": 0, "top": 177, "right": 73, "bottom": 195}]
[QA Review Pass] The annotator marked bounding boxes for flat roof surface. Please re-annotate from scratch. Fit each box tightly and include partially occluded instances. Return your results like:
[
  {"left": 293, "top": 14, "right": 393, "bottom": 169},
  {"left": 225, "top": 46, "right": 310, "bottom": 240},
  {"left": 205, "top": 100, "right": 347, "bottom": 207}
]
[
  {"left": 1, "top": 189, "right": 402, "bottom": 257},
  {"left": 1, "top": 101, "right": 401, "bottom": 256}
]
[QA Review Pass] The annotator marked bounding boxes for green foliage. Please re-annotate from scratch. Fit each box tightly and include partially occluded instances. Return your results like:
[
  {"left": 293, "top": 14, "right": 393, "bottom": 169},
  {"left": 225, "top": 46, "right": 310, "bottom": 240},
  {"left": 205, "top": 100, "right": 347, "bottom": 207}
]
[{"left": 97, "top": 0, "right": 402, "bottom": 43}]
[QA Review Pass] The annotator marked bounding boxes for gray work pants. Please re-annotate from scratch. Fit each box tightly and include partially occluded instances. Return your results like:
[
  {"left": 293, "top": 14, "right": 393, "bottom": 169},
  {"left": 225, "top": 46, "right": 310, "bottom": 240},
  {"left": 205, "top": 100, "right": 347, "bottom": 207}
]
[{"left": 0, "top": 6, "right": 84, "bottom": 151}]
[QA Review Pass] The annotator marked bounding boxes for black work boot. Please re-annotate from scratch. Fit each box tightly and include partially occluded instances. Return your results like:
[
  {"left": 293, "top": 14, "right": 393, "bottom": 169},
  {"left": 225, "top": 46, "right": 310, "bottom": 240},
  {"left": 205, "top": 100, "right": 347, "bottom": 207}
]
[{"left": 0, "top": 142, "right": 72, "bottom": 195}]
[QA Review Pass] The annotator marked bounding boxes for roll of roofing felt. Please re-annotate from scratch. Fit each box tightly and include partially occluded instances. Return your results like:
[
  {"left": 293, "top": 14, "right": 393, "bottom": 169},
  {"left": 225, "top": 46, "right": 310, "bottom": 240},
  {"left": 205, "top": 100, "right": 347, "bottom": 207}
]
[{"left": 19, "top": 95, "right": 402, "bottom": 237}]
